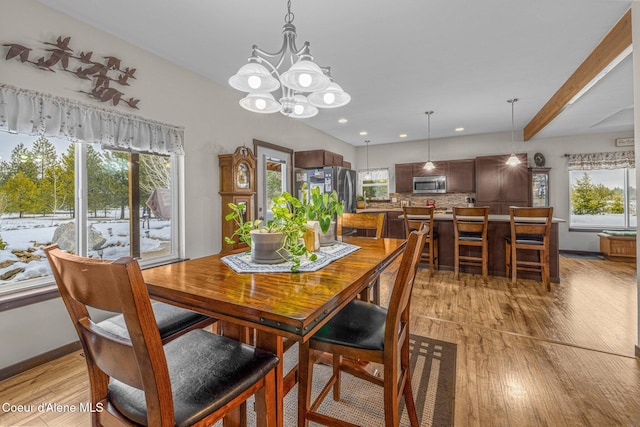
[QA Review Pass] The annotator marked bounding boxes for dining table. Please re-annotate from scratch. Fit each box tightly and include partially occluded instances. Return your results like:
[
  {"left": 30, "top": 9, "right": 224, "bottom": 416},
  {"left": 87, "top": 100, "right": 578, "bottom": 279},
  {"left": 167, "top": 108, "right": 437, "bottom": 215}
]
[{"left": 142, "top": 236, "right": 407, "bottom": 427}]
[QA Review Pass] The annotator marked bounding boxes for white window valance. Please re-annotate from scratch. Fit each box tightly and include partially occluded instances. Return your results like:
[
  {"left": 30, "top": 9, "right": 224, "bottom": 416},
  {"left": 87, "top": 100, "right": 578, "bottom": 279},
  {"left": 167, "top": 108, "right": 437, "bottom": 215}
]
[
  {"left": 567, "top": 150, "right": 634, "bottom": 170},
  {"left": 0, "top": 83, "right": 184, "bottom": 155}
]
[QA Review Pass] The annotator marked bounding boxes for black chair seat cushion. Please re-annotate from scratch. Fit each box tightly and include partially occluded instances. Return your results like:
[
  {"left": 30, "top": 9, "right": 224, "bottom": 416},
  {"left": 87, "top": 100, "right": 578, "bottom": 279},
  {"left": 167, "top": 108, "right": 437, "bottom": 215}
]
[
  {"left": 459, "top": 231, "right": 482, "bottom": 242},
  {"left": 505, "top": 234, "right": 544, "bottom": 246},
  {"left": 311, "top": 299, "right": 387, "bottom": 351},
  {"left": 98, "top": 301, "right": 212, "bottom": 341},
  {"left": 108, "top": 329, "right": 279, "bottom": 427}
]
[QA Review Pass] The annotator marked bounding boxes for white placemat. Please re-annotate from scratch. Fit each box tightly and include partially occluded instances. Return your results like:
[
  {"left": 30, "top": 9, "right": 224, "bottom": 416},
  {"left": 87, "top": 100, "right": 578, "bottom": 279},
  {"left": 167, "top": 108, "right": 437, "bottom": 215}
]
[{"left": 221, "top": 241, "right": 360, "bottom": 273}]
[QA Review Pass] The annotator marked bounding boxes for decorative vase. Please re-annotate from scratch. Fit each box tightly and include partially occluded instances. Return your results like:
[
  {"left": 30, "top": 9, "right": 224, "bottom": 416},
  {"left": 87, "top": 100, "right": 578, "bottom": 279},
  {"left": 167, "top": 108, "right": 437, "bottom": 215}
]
[
  {"left": 250, "top": 230, "right": 286, "bottom": 264},
  {"left": 319, "top": 221, "right": 336, "bottom": 246},
  {"left": 356, "top": 200, "right": 365, "bottom": 209}
]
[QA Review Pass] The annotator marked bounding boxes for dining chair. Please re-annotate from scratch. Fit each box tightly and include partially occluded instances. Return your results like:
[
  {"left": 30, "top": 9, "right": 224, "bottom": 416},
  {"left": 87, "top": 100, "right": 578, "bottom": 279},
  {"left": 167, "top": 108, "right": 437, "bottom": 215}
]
[
  {"left": 45, "top": 245, "right": 279, "bottom": 427},
  {"left": 402, "top": 206, "right": 438, "bottom": 276},
  {"left": 337, "top": 212, "right": 386, "bottom": 238},
  {"left": 453, "top": 206, "right": 489, "bottom": 283},
  {"left": 99, "top": 300, "right": 217, "bottom": 345},
  {"left": 337, "top": 212, "right": 386, "bottom": 304},
  {"left": 505, "top": 206, "right": 554, "bottom": 290},
  {"left": 297, "top": 226, "right": 428, "bottom": 427}
]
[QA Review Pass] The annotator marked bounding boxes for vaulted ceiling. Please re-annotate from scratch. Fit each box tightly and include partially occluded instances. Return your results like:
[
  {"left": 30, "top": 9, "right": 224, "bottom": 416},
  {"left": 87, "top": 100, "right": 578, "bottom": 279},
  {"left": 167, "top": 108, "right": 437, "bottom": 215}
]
[{"left": 38, "top": 0, "right": 634, "bottom": 146}]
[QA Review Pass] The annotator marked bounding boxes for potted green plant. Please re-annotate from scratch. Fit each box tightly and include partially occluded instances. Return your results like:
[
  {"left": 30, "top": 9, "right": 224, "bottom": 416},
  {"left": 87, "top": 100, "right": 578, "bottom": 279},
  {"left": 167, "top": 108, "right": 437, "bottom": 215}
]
[
  {"left": 225, "top": 191, "right": 317, "bottom": 271},
  {"left": 306, "top": 186, "right": 344, "bottom": 246},
  {"left": 356, "top": 194, "right": 365, "bottom": 209}
]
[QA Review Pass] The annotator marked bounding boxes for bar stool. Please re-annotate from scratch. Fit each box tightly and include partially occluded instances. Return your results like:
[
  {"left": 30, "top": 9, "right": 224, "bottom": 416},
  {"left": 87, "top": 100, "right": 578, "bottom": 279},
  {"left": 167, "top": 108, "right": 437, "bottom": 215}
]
[
  {"left": 505, "top": 206, "right": 554, "bottom": 290},
  {"left": 453, "top": 206, "right": 489, "bottom": 283},
  {"left": 402, "top": 206, "right": 438, "bottom": 276}
]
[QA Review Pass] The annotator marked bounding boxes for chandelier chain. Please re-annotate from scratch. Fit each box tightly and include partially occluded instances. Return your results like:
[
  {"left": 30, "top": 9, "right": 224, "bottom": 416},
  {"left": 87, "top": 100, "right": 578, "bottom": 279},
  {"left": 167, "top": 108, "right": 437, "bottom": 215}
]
[{"left": 285, "top": 0, "right": 294, "bottom": 24}]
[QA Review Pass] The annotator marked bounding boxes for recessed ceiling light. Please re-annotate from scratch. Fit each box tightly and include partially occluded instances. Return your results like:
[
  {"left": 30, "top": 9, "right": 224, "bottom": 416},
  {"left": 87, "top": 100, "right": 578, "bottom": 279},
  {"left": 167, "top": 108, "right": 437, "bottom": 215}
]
[
  {"left": 455, "top": 127, "right": 464, "bottom": 132},
  {"left": 399, "top": 134, "right": 407, "bottom": 138},
  {"left": 359, "top": 131, "right": 368, "bottom": 136},
  {"left": 338, "top": 118, "right": 348, "bottom": 124}
]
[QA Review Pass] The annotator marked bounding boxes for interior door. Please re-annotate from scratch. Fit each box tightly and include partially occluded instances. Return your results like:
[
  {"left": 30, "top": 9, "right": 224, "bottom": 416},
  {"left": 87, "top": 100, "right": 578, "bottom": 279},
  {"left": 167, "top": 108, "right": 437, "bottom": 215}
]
[{"left": 254, "top": 140, "right": 293, "bottom": 222}]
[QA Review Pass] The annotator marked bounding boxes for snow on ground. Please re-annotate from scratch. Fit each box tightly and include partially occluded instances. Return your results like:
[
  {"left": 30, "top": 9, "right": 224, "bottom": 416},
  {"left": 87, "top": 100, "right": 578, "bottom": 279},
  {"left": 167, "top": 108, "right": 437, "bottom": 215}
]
[{"left": 0, "top": 215, "right": 171, "bottom": 285}]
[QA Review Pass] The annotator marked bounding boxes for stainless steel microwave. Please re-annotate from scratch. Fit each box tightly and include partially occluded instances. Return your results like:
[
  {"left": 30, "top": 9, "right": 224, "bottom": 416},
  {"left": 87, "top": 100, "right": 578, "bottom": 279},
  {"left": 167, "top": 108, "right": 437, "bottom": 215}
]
[{"left": 413, "top": 176, "right": 446, "bottom": 194}]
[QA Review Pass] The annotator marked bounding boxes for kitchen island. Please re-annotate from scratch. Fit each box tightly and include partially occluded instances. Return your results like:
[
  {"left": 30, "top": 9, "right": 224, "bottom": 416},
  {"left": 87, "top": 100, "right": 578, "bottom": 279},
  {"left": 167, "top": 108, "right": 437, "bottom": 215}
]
[{"left": 414, "top": 213, "right": 563, "bottom": 283}]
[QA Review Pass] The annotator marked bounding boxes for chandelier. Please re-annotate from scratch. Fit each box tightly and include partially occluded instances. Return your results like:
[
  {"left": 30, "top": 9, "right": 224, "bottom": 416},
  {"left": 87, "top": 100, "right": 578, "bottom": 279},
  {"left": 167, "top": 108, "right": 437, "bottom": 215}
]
[{"left": 228, "top": 0, "right": 350, "bottom": 118}]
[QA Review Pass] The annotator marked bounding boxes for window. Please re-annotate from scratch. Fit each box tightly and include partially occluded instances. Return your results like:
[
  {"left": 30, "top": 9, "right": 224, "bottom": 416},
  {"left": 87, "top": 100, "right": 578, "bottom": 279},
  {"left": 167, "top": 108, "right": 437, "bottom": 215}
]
[
  {"left": 359, "top": 168, "right": 389, "bottom": 200},
  {"left": 568, "top": 151, "right": 636, "bottom": 230},
  {"left": 0, "top": 132, "right": 179, "bottom": 295},
  {"left": 0, "top": 84, "right": 184, "bottom": 297}
]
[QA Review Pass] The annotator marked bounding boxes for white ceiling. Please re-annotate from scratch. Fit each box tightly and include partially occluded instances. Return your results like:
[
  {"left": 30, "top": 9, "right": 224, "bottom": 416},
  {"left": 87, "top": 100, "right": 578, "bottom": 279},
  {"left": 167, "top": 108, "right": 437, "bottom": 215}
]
[{"left": 38, "top": 0, "right": 634, "bottom": 147}]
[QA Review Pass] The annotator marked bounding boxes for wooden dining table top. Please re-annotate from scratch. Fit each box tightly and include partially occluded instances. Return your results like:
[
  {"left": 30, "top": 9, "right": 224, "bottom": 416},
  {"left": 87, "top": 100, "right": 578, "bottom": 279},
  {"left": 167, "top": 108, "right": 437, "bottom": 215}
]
[{"left": 143, "top": 236, "right": 406, "bottom": 341}]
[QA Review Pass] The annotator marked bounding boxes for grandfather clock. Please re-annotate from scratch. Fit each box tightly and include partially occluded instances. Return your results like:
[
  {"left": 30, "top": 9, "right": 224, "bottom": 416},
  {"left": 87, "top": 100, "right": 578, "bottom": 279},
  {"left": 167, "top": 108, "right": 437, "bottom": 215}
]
[{"left": 219, "top": 146, "right": 256, "bottom": 252}]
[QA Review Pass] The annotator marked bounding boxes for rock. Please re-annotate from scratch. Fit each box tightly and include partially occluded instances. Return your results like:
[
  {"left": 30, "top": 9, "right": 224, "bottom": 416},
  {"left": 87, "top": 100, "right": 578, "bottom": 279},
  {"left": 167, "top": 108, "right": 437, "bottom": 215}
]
[
  {"left": 11, "top": 250, "right": 41, "bottom": 262},
  {"left": 0, "top": 260, "right": 15, "bottom": 269},
  {"left": 52, "top": 222, "right": 107, "bottom": 252},
  {"left": 1, "top": 267, "right": 23, "bottom": 281}
]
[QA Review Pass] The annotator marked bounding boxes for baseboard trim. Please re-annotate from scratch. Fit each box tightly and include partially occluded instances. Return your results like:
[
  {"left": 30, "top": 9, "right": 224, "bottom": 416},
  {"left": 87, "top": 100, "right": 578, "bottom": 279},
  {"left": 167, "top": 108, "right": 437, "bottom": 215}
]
[
  {"left": 0, "top": 340, "right": 82, "bottom": 381},
  {"left": 559, "top": 249, "right": 601, "bottom": 256}
]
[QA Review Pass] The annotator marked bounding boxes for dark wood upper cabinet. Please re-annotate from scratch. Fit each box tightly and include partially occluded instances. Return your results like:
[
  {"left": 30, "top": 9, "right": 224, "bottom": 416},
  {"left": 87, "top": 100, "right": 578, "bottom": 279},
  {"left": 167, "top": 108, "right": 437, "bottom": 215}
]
[
  {"left": 295, "top": 149, "right": 344, "bottom": 168},
  {"left": 395, "top": 159, "right": 474, "bottom": 193},
  {"left": 475, "top": 153, "right": 528, "bottom": 214},
  {"left": 412, "top": 161, "right": 448, "bottom": 177},
  {"left": 395, "top": 163, "right": 414, "bottom": 193},
  {"left": 446, "top": 159, "right": 475, "bottom": 193}
]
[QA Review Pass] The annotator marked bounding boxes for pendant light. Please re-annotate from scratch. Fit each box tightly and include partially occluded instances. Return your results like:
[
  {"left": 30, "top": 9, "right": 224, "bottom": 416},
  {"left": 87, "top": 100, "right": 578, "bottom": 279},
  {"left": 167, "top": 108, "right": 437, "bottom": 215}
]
[
  {"left": 423, "top": 111, "right": 435, "bottom": 170},
  {"left": 506, "top": 98, "right": 521, "bottom": 166},
  {"left": 363, "top": 140, "right": 372, "bottom": 180}
]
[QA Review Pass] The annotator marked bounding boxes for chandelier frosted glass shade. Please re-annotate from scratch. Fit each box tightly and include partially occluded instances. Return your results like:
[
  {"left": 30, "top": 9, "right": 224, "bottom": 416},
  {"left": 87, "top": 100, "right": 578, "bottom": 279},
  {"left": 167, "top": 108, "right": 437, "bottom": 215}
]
[
  {"left": 280, "top": 94, "right": 318, "bottom": 118},
  {"left": 228, "top": 63, "right": 280, "bottom": 93},
  {"left": 280, "top": 60, "right": 331, "bottom": 92},
  {"left": 239, "top": 92, "right": 281, "bottom": 114},
  {"left": 423, "top": 161, "right": 435, "bottom": 171},
  {"left": 308, "top": 82, "right": 351, "bottom": 108}
]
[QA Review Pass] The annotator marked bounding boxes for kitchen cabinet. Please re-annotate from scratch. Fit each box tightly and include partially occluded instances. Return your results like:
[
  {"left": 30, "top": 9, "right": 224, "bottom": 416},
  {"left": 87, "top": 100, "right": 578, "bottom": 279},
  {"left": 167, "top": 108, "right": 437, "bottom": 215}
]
[
  {"left": 446, "top": 159, "right": 475, "bottom": 192},
  {"left": 475, "top": 153, "right": 528, "bottom": 214},
  {"left": 395, "top": 159, "right": 474, "bottom": 193},
  {"left": 295, "top": 149, "right": 343, "bottom": 168},
  {"left": 412, "top": 161, "right": 448, "bottom": 177},
  {"left": 395, "top": 163, "right": 414, "bottom": 193}
]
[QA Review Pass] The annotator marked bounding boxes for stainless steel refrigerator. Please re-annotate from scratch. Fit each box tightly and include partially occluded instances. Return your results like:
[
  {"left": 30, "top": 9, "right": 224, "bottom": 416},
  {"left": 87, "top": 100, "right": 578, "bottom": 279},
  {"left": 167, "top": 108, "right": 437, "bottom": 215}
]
[{"left": 295, "top": 167, "right": 357, "bottom": 213}]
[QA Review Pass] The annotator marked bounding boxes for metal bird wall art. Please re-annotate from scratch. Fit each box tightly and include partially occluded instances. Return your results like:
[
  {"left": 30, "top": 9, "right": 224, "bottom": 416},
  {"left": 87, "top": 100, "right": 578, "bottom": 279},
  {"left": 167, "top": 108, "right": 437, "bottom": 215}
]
[{"left": 3, "top": 36, "right": 141, "bottom": 109}]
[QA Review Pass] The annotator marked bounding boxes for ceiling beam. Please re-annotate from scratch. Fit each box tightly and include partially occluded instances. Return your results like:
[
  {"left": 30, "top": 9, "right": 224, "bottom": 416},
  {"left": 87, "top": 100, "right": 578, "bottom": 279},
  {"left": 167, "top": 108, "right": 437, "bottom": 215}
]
[{"left": 523, "top": 9, "right": 632, "bottom": 141}]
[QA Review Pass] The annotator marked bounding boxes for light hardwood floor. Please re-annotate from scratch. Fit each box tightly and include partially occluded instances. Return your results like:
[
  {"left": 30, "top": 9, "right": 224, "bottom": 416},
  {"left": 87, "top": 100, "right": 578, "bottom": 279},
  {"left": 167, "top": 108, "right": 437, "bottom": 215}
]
[{"left": 0, "top": 255, "right": 638, "bottom": 426}]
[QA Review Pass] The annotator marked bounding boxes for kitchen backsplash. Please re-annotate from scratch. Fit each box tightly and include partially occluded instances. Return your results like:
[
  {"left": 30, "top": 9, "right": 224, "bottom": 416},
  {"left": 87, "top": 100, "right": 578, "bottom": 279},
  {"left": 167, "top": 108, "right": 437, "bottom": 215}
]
[{"left": 365, "top": 193, "right": 476, "bottom": 211}]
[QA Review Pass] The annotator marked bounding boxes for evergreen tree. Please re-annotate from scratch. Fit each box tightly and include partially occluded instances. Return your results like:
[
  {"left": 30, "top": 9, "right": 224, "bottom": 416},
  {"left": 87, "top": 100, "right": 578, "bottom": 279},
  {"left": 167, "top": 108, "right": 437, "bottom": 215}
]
[
  {"left": 59, "top": 144, "right": 76, "bottom": 216},
  {"left": 8, "top": 143, "right": 38, "bottom": 181},
  {"left": 3, "top": 172, "right": 37, "bottom": 217}
]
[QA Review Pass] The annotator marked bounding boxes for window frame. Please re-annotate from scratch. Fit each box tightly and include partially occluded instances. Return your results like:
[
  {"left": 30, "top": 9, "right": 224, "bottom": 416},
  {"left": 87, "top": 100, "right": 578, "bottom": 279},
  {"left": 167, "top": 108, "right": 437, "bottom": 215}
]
[
  {"left": 568, "top": 167, "right": 636, "bottom": 231},
  {"left": 0, "top": 136, "right": 184, "bottom": 309},
  {"left": 358, "top": 168, "right": 390, "bottom": 201}
]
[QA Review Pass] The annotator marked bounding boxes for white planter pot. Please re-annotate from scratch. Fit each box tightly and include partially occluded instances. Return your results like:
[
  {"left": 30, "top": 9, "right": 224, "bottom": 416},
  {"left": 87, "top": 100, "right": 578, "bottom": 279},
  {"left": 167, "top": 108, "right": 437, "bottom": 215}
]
[
  {"left": 250, "top": 230, "right": 286, "bottom": 264},
  {"left": 319, "top": 221, "right": 336, "bottom": 246}
]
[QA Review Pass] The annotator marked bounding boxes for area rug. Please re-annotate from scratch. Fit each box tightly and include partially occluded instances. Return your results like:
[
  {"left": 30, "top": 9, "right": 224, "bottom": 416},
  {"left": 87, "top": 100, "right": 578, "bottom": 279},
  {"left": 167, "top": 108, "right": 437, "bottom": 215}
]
[{"left": 216, "top": 334, "right": 456, "bottom": 426}]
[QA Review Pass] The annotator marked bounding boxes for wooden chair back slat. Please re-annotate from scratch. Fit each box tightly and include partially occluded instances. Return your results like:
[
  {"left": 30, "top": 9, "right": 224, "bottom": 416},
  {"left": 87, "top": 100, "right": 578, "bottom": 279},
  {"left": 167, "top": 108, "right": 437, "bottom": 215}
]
[
  {"left": 45, "top": 245, "right": 173, "bottom": 424},
  {"left": 337, "top": 212, "right": 385, "bottom": 238},
  {"left": 452, "top": 206, "right": 489, "bottom": 282},
  {"left": 385, "top": 227, "right": 428, "bottom": 343},
  {"left": 402, "top": 206, "right": 438, "bottom": 276}
]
